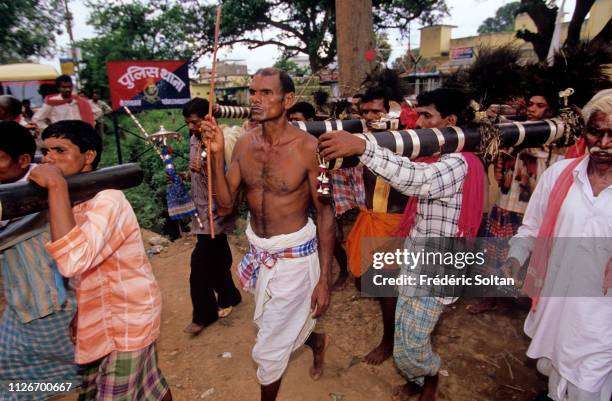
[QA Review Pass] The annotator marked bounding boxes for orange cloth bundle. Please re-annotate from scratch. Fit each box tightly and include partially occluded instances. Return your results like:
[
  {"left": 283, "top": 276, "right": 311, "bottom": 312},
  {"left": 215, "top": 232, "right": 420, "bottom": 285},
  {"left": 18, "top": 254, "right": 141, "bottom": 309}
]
[{"left": 346, "top": 209, "right": 402, "bottom": 277}]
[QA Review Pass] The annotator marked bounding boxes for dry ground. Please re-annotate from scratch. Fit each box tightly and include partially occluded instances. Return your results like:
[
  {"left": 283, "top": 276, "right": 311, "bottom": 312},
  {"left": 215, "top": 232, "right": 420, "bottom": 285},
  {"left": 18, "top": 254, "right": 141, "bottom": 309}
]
[{"left": 3, "top": 221, "right": 547, "bottom": 401}]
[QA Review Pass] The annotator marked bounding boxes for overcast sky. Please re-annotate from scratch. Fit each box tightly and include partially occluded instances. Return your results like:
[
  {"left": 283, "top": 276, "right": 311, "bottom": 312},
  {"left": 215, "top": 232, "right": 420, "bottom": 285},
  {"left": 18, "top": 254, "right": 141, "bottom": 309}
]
[{"left": 42, "top": 0, "right": 576, "bottom": 74}]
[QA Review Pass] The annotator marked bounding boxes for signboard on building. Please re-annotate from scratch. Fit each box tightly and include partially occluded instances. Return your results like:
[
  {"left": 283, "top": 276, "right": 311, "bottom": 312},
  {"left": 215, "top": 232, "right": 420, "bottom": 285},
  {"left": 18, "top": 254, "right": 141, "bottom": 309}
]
[
  {"left": 450, "top": 47, "right": 474, "bottom": 60},
  {"left": 60, "top": 58, "right": 76, "bottom": 75},
  {"left": 107, "top": 60, "right": 191, "bottom": 111}
]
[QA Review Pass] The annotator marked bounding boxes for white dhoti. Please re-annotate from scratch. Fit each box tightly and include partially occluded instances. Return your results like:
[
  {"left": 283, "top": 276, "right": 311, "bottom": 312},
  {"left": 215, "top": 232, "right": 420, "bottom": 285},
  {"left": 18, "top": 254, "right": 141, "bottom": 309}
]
[{"left": 243, "top": 219, "right": 320, "bottom": 385}]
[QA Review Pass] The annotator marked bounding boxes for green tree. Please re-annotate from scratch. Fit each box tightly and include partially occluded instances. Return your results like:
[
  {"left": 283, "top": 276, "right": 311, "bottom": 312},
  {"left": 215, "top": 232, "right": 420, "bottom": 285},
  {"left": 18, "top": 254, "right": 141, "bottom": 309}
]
[
  {"left": 477, "top": 2, "right": 521, "bottom": 34},
  {"left": 0, "top": 0, "right": 64, "bottom": 63},
  {"left": 188, "top": 0, "right": 448, "bottom": 72},
  {"left": 76, "top": 0, "right": 198, "bottom": 96},
  {"left": 391, "top": 48, "right": 434, "bottom": 74},
  {"left": 375, "top": 32, "right": 392, "bottom": 64},
  {"left": 515, "top": 0, "right": 606, "bottom": 62},
  {"left": 273, "top": 56, "right": 310, "bottom": 77}
]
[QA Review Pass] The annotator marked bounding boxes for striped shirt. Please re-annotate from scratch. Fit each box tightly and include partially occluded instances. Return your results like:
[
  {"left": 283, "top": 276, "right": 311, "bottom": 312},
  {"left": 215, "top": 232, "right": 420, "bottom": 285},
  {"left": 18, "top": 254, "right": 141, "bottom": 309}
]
[
  {"left": 46, "top": 189, "right": 161, "bottom": 364},
  {"left": 359, "top": 140, "right": 467, "bottom": 299}
]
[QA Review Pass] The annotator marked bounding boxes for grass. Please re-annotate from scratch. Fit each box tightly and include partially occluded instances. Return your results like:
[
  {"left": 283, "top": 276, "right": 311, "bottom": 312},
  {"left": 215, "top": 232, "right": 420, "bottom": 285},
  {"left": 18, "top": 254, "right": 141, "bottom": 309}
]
[{"left": 99, "top": 109, "right": 241, "bottom": 234}]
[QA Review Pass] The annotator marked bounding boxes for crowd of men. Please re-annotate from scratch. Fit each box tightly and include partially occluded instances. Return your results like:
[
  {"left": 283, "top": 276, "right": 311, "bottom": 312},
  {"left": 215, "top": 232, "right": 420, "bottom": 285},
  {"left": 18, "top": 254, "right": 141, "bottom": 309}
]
[{"left": 0, "top": 66, "right": 610, "bottom": 401}]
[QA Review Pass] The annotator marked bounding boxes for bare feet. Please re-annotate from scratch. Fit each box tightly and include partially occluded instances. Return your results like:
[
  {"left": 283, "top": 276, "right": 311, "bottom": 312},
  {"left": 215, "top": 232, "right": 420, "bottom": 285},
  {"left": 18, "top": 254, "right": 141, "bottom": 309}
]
[
  {"left": 332, "top": 273, "right": 349, "bottom": 291},
  {"left": 391, "top": 382, "right": 421, "bottom": 401},
  {"left": 183, "top": 322, "right": 205, "bottom": 335},
  {"left": 308, "top": 333, "right": 330, "bottom": 381},
  {"left": 418, "top": 374, "right": 438, "bottom": 401},
  {"left": 362, "top": 340, "right": 393, "bottom": 365}
]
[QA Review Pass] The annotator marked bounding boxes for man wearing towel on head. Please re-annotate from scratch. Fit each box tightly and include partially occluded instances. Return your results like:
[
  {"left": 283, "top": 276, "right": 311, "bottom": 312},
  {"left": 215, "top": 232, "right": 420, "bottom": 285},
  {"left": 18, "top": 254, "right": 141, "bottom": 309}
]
[{"left": 202, "top": 67, "right": 334, "bottom": 401}]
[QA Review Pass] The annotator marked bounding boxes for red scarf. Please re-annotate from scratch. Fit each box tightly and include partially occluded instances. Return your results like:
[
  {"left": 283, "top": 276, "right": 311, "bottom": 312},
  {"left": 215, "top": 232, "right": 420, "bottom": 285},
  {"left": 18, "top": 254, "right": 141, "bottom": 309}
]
[
  {"left": 395, "top": 152, "right": 485, "bottom": 238},
  {"left": 44, "top": 94, "right": 95, "bottom": 127},
  {"left": 565, "top": 137, "right": 587, "bottom": 158},
  {"left": 523, "top": 155, "right": 612, "bottom": 309}
]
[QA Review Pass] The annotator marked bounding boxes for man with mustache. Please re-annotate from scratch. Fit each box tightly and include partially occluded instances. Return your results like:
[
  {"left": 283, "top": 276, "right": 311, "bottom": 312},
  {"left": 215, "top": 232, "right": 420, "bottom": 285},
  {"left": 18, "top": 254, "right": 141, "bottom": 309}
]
[
  {"left": 201, "top": 67, "right": 334, "bottom": 401},
  {"left": 505, "top": 90, "right": 612, "bottom": 401},
  {"left": 32, "top": 75, "right": 98, "bottom": 130}
]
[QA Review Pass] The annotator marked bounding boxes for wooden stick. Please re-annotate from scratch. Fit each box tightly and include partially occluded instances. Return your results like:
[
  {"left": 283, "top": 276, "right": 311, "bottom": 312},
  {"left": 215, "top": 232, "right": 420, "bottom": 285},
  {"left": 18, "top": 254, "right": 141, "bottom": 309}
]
[
  {"left": 123, "top": 106, "right": 164, "bottom": 160},
  {"left": 205, "top": 6, "right": 222, "bottom": 238},
  {"left": 506, "top": 352, "right": 525, "bottom": 366},
  {"left": 502, "top": 354, "right": 514, "bottom": 380},
  {"left": 502, "top": 384, "right": 524, "bottom": 392}
]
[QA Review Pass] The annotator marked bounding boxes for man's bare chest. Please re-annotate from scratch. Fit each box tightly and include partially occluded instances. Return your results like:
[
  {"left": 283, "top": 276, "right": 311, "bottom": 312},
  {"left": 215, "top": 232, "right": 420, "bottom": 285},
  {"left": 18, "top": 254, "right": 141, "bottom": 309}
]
[{"left": 239, "top": 149, "right": 306, "bottom": 194}]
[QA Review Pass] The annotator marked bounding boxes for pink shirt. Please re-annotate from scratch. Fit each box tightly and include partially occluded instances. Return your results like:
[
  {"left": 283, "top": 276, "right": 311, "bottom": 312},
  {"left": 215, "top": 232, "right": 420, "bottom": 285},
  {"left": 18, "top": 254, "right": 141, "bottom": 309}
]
[{"left": 46, "top": 189, "right": 161, "bottom": 364}]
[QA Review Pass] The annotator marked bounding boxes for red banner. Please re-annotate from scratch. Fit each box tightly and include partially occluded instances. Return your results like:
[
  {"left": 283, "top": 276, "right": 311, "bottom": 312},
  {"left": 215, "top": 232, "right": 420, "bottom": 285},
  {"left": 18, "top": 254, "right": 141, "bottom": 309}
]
[{"left": 107, "top": 60, "right": 191, "bottom": 111}]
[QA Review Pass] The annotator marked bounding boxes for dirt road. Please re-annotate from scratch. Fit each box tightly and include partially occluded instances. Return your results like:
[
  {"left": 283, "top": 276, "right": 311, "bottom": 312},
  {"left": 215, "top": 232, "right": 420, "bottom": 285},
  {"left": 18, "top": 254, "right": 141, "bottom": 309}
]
[{"left": 9, "top": 224, "right": 546, "bottom": 401}]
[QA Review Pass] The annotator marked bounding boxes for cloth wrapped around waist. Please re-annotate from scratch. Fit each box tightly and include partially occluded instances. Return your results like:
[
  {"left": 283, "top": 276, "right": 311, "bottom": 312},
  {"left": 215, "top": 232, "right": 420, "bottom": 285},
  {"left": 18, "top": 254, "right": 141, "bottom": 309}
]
[
  {"left": 239, "top": 218, "right": 319, "bottom": 325},
  {"left": 238, "top": 220, "right": 318, "bottom": 292}
]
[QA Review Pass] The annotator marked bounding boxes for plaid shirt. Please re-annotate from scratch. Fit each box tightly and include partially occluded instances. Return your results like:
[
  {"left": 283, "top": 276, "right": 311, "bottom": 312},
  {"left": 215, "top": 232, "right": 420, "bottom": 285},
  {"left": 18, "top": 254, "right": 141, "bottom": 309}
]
[
  {"left": 238, "top": 238, "right": 318, "bottom": 292},
  {"left": 359, "top": 141, "right": 468, "bottom": 299},
  {"left": 330, "top": 167, "right": 366, "bottom": 216}
]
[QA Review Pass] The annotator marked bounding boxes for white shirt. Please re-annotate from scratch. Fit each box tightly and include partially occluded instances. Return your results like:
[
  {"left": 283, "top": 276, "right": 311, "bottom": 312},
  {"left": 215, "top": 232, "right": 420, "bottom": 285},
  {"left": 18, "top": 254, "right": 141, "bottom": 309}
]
[
  {"left": 508, "top": 156, "right": 612, "bottom": 394},
  {"left": 32, "top": 94, "right": 97, "bottom": 130}
]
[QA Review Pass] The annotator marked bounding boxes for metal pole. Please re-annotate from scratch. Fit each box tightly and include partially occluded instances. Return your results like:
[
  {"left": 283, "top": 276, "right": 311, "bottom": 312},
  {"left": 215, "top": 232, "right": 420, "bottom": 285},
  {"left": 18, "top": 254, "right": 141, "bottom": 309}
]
[
  {"left": 62, "top": 0, "right": 80, "bottom": 88},
  {"left": 112, "top": 112, "right": 123, "bottom": 164}
]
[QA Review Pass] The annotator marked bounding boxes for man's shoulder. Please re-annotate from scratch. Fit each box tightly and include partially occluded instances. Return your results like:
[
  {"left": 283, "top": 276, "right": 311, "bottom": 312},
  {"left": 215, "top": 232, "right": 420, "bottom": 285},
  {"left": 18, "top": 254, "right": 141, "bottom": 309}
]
[
  {"left": 234, "top": 129, "right": 256, "bottom": 151},
  {"left": 440, "top": 152, "right": 469, "bottom": 166},
  {"left": 89, "top": 189, "right": 128, "bottom": 207},
  {"left": 300, "top": 130, "right": 318, "bottom": 148},
  {"left": 546, "top": 157, "right": 577, "bottom": 175},
  {"left": 289, "top": 125, "right": 317, "bottom": 149}
]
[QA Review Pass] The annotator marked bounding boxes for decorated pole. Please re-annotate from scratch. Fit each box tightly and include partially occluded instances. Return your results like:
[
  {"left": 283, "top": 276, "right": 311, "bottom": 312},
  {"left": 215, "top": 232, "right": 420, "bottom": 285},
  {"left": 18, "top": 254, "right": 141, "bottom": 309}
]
[
  {"left": 292, "top": 119, "right": 399, "bottom": 135},
  {"left": 211, "top": 105, "right": 405, "bottom": 134},
  {"left": 123, "top": 106, "right": 202, "bottom": 228},
  {"left": 215, "top": 105, "right": 251, "bottom": 119},
  {"left": 0, "top": 164, "right": 143, "bottom": 221},
  {"left": 322, "top": 118, "right": 578, "bottom": 169}
]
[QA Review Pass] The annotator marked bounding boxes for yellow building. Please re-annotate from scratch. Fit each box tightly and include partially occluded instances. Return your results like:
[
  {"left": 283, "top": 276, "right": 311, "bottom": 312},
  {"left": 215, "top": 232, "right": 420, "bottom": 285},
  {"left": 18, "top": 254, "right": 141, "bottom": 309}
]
[
  {"left": 193, "top": 60, "right": 251, "bottom": 105},
  {"left": 418, "top": 0, "right": 612, "bottom": 72},
  {"left": 190, "top": 82, "right": 211, "bottom": 99}
]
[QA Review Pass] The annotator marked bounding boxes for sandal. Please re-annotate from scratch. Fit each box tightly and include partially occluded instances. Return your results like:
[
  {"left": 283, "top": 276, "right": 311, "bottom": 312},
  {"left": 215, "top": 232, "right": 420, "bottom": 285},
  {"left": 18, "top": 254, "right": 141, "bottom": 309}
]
[{"left": 218, "top": 306, "right": 233, "bottom": 318}]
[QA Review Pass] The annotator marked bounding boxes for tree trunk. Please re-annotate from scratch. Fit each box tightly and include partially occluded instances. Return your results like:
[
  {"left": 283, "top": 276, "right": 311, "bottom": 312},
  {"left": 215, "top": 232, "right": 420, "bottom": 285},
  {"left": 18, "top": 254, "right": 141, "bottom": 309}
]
[
  {"left": 516, "top": 0, "right": 557, "bottom": 62},
  {"left": 564, "top": 0, "right": 595, "bottom": 48},
  {"left": 335, "top": 0, "right": 375, "bottom": 97}
]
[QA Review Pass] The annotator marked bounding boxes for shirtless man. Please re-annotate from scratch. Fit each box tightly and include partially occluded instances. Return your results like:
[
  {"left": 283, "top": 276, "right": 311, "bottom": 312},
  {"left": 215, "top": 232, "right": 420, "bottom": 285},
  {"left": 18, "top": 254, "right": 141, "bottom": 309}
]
[{"left": 202, "top": 67, "right": 334, "bottom": 401}]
